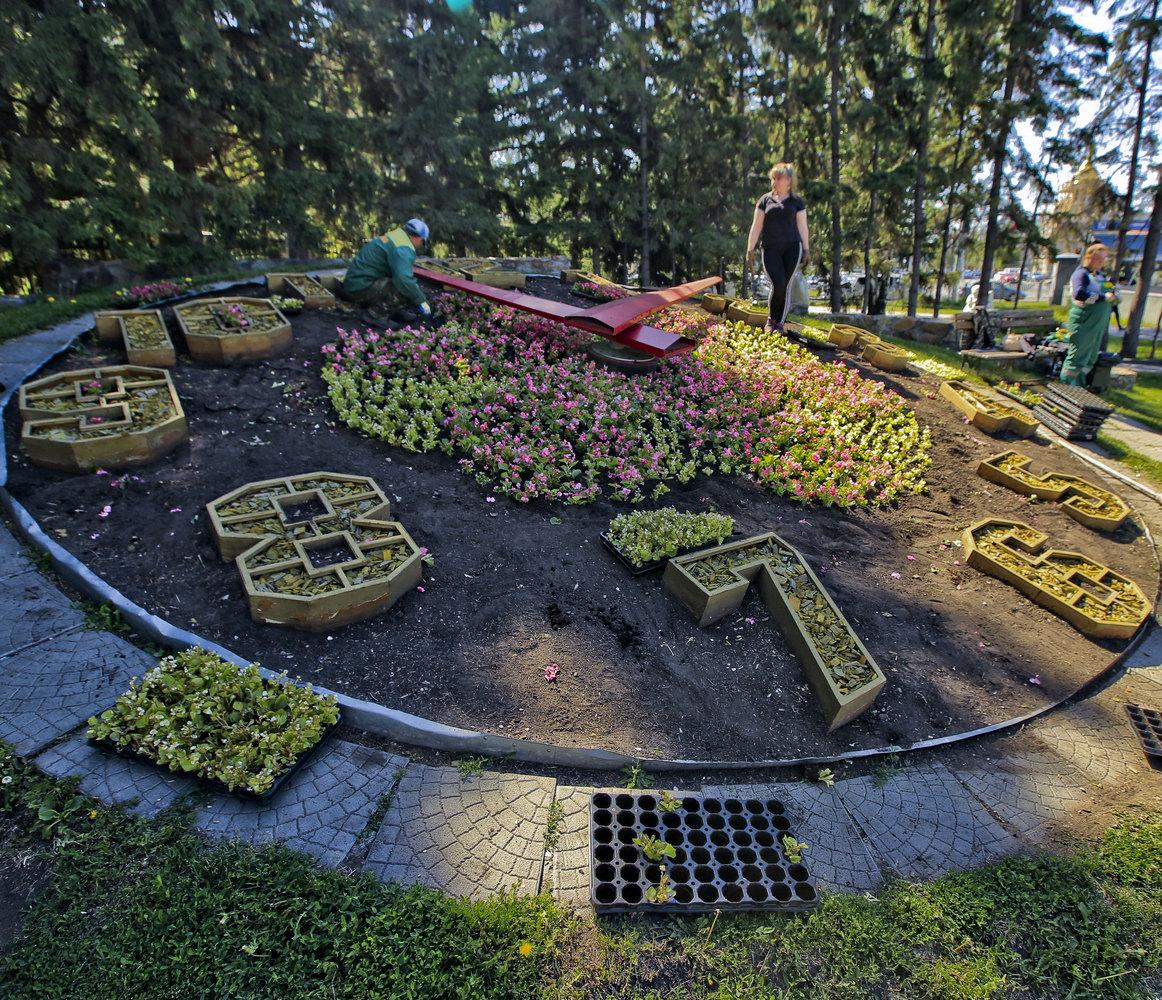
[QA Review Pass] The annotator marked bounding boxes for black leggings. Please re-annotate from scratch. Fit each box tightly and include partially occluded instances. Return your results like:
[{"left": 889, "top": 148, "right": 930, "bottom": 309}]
[{"left": 763, "top": 242, "right": 803, "bottom": 327}]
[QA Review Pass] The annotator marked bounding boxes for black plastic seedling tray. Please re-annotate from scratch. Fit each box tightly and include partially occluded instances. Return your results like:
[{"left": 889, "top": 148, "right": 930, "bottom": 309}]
[
  {"left": 600, "top": 532, "right": 736, "bottom": 576},
  {"left": 589, "top": 791, "right": 821, "bottom": 913},
  {"left": 1044, "top": 383, "right": 1113, "bottom": 414},
  {"left": 89, "top": 716, "right": 341, "bottom": 803},
  {"left": 1125, "top": 704, "right": 1162, "bottom": 766}
]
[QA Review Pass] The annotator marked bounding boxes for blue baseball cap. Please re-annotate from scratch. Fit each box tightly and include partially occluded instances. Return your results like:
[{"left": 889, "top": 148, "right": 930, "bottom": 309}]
[{"left": 404, "top": 218, "right": 429, "bottom": 243}]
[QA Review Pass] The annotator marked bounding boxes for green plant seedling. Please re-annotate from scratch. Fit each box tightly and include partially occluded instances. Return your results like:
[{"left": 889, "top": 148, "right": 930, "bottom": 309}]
[
  {"left": 633, "top": 834, "right": 677, "bottom": 863},
  {"left": 455, "top": 755, "right": 489, "bottom": 780},
  {"left": 621, "top": 764, "right": 653, "bottom": 789},
  {"left": 813, "top": 767, "right": 836, "bottom": 787},
  {"left": 781, "top": 834, "right": 809, "bottom": 864},
  {"left": 657, "top": 790, "right": 681, "bottom": 813},
  {"left": 645, "top": 866, "right": 671, "bottom": 904},
  {"left": 543, "top": 800, "right": 564, "bottom": 852}
]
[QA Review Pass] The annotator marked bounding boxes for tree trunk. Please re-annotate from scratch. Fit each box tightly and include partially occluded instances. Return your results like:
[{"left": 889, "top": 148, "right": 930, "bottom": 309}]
[
  {"left": 907, "top": 0, "right": 938, "bottom": 316},
  {"left": 782, "top": 49, "right": 792, "bottom": 162},
  {"left": 1015, "top": 154, "right": 1052, "bottom": 305},
  {"left": 638, "top": 0, "right": 651, "bottom": 287},
  {"left": 1124, "top": 164, "right": 1162, "bottom": 359},
  {"left": 864, "top": 138, "right": 878, "bottom": 313},
  {"left": 1114, "top": 0, "right": 1160, "bottom": 282},
  {"left": 933, "top": 121, "right": 966, "bottom": 317},
  {"left": 827, "top": 1, "right": 844, "bottom": 312},
  {"left": 979, "top": 0, "right": 1025, "bottom": 305}
]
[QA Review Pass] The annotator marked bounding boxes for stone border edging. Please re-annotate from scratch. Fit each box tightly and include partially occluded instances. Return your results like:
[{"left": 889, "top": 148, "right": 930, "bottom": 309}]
[{"left": 1, "top": 288, "right": 1158, "bottom": 772}]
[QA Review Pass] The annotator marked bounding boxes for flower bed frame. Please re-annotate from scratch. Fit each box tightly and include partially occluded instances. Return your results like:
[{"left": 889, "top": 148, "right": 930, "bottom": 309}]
[
  {"left": 701, "top": 293, "right": 728, "bottom": 314},
  {"left": 207, "top": 471, "right": 422, "bottom": 631},
  {"left": 174, "top": 297, "right": 293, "bottom": 363},
  {"left": 862, "top": 341, "right": 911, "bottom": 373},
  {"left": 826, "top": 324, "right": 861, "bottom": 349},
  {"left": 939, "top": 380, "right": 1038, "bottom": 436},
  {"left": 265, "top": 273, "right": 339, "bottom": 309},
  {"left": 977, "top": 450, "right": 1130, "bottom": 532},
  {"left": 963, "top": 518, "right": 1150, "bottom": 639},
  {"left": 18, "top": 365, "right": 187, "bottom": 472},
  {"left": 663, "top": 532, "right": 886, "bottom": 730},
  {"left": 93, "top": 309, "right": 176, "bottom": 367}
]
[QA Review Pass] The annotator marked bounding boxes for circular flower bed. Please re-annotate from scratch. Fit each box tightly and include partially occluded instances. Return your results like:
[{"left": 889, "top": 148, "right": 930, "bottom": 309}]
[{"left": 322, "top": 295, "right": 930, "bottom": 507}]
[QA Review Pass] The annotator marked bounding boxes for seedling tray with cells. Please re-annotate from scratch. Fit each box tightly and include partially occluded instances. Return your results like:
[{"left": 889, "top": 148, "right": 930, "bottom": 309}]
[
  {"left": 977, "top": 451, "right": 1129, "bottom": 532},
  {"left": 17, "top": 365, "right": 187, "bottom": 472},
  {"left": 589, "top": 791, "right": 820, "bottom": 914},
  {"left": 207, "top": 471, "right": 422, "bottom": 631},
  {"left": 174, "top": 297, "right": 292, "bottom": 363},
  {"left": 664, "top": 532, "right": 886, "bottom": 730},
  {"left": 963, "top": 518, "right": 1150, "bottom": 639},
  {"left": 1124, "top": 704, "right": 1162, "bottom": 766}
]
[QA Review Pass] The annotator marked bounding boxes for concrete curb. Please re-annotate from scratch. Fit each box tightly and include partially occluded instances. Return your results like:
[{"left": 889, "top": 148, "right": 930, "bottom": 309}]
[{"left": 1, "top": 290, "right": 1159, "bottom": 772}]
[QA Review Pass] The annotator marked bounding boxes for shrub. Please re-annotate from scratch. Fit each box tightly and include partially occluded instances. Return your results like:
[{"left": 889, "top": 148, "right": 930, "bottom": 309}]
[
  {"left": 86, "top": 647, "right": 339, "bottom": 795},
  {"left": 607, "top": 507, "right": 733, "bottom": 567}
]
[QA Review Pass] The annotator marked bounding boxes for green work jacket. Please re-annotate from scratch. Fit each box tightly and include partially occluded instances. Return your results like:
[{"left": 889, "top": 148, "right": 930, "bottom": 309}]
[{"left": 343, "top": 227, "right": 425, "bottom": 305}]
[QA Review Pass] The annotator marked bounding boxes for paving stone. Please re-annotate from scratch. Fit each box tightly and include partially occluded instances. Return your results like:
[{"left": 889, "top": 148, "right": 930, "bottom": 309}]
[
  {"left": 0, "top": 571, "right": 85, "bottom": 655},
  {"left": 193, "top": 740, "right": 406, "bottom": 866},
  {"left": 0, "top": 525, "right": 30, "bottom": 579},
  {"left": 705, "top": 782, "right": 882, "bottom": 893},
  {"left": 550, "top": 785, "right": 597, "bottom": 908},
  {"left": 837, "top": 762, "right": 1020, "bottom": 880},
  {"left": 1122, "top": 622, "right": 1162, "bottom": 671},
  {"left": 954, "top": 749, "right": 1095, "bottom": 845},
  {"left": 35, "top": 732, "right": 195, "bottom": 818},
  {"left": 0, "top": 628, "right": 152, "bottom": 755},
  {"left": 364, "top": 765, "right": 555, "bottom": 899}
]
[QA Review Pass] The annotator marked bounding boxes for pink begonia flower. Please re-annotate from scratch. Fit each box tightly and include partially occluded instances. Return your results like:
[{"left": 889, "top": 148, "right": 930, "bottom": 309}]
[
  {"left": 544, "top": 663, "right": 559, "bottom": 681},
  {"left": 890, "top": 572, "right": 901, "bottom": 580},
  {"left": 906, "top": 554, "right": 916, "bottom": 561},
  {"left": 1029, "top": 675, "right": 1042, "bottom": 685},
  {"left": 416, "top": 585, "right": 425, "bottom": 593},
  {"left": 98, "top": 505, "right": 112, "bottom": 519}
]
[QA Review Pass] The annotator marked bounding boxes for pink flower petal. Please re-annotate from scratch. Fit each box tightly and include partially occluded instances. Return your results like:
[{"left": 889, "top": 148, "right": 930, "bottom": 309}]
[
  {"left": 544, "top": 663, "right": 559, "bottom": 681},
  {"left": 890, "top": 572, "right": 901, "bottom": 580}
]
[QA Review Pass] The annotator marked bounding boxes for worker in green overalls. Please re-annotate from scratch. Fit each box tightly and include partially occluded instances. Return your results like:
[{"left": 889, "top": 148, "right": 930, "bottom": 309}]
[
  {"left": 1060, "top": 242, "right": 1118, "bottom": 386},
  {"left": 340, "top": 218, "right": 432, "bottom": 320}
]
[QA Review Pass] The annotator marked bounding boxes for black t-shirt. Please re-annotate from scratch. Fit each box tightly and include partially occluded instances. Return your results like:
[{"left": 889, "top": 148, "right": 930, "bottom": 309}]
[{"left": 757, "top": 193, "right": 805, "bottom": 248}]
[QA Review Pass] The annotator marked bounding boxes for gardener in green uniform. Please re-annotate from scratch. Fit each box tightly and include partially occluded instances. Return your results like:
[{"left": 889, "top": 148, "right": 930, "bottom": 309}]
[
  {"left": 1060, "top": 242, "right": 1118, "bottom": 386},
  {"left": 340, "top": 218, "right": 432, "bottom": 321}
]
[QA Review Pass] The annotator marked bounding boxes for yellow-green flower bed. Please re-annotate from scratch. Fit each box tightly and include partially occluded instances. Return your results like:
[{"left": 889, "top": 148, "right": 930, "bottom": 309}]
[{"left": 87, "top": 648, "right": 340, "bottom": 797}]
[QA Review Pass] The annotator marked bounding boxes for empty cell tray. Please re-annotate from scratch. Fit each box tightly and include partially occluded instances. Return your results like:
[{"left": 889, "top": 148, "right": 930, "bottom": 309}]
[{"left": 1125, "top": 704, "right": 1162, "bottom": 765}]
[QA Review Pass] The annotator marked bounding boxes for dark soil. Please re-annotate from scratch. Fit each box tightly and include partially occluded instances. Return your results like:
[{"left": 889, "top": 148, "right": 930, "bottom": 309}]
[{"left": 5, "top": 279, "right": 1157, "bottom": 761}]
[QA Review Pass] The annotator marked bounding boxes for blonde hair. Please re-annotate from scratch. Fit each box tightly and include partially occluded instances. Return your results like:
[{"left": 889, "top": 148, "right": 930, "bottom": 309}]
[
  {"left": 769, "top": 162, "right": 797, "bottom": 194},
  {"left": 1082, "top": 242, "right": 1108, "bottom": 269}
]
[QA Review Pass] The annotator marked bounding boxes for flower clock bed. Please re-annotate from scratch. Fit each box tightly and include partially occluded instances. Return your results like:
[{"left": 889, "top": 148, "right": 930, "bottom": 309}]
[
  {"left": 603, "top": 507, "right": 734, "bottom": 573},
  {"left": 87, "top": 647, "right": 340, "bottom": 799},
  {"left": 174, "top": 296, "right": 292, "bottom": 363},
  {"left": 18, "top": 365, "right": 187, "bottom": 471},
  {"left": 323, "top": 294, "right": 931, "bottom": 507},
  {"left": 977, "top": 450, "right": 1130, "bottom": 531},
  {"left": 573, "top": 279, "right": 633, "bottom": 302}
]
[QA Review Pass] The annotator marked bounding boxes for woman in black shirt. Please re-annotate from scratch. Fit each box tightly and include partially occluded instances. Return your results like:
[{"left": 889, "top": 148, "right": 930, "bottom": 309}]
[{"left": 746, "top": 163, "right": 811, "bottom": 331}]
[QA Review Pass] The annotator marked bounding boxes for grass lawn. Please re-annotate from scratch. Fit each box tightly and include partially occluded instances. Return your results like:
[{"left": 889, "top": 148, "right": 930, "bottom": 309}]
[{"left": 0, "top": 742, "right": 1159, "bottom": 999}]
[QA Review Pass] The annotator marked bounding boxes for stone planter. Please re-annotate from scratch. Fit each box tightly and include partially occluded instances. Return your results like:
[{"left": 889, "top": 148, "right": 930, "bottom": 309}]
[
  {"left": 265, "top": 272, "right": 338, "bottom": 309},
  {"left": 938, "top": 380, "right": 1038, "bottom": 436},
  {"left": 702, "top": 294, "right": 728, "bottom": 315},
  {"left": 175, "top": 297, "right": 293, "bottom": 364},
  {"left": 19, "top": 366, "right": 187, "bottom": 472},
  {"left": 207, "top": 472, "right": 423, "bottom": 631},
  {"left": 663, "top": 533, "right": 886, "bottom": 730},
  {"left": 827, "top": 324, "right": 860, "bottom": 349},
  {"left": 963, "top": 518, "right": 1150, "bottom": 639},
  {"left": 862, "top": 341, "right": 911, "bottom": 372},
  {"left": 93, "top": 309, "right": 176, "bottom": 367},
  {"left": 977, "top": 450, "right": 1129, "bottom": 532}
]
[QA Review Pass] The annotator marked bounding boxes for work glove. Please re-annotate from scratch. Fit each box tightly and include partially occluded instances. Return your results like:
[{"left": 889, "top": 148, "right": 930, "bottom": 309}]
[{"left": 418, "top": 301, "right": 432, "bottom": 317}]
